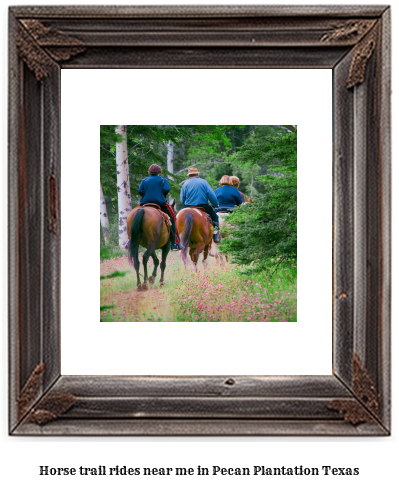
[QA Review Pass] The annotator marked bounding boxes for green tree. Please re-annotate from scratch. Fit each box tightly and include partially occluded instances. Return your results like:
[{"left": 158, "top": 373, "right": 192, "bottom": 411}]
[{"left": 220, "top": 127, "right": 297, "bottom": 269}]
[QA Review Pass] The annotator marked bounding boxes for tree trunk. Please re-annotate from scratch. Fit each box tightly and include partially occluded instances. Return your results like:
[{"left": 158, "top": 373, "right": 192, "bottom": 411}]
[
  {"left": 167, "top": 140, "right": 174, "bottom": 174},
  {"left": 115, "top": 125, "right": 132, "bottom": 249},
  {"left": 100, "top": 181, "right": 110, "bottom": 244},
  {"left": 166, "top": 140, "right": 174, "bottom": 204}
]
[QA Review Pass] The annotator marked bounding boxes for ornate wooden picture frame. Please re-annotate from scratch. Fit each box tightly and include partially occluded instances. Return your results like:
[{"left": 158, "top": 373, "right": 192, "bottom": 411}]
[{"left": 9, "top": 5, "right": 391, "bottom": 435}]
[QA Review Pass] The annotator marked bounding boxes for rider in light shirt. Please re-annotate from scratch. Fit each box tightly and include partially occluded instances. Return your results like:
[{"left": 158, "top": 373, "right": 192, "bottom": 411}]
[{"left": 180, "top": 167, "right": 221, "bottom": 243}]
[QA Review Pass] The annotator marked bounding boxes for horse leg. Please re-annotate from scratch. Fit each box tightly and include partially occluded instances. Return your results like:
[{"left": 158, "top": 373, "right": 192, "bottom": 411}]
[
  {"left": 159, "top": 242, "right": 170, "bottom": 286},
  {"left": 213, "top": 246, "right": 220, "bottom": 266},
  {"left": 203, "top": 244, "right": 211, "bottom": 270},
  {"left": 132, "top": 254, "right": 142, "bottom": 290},
  {"left": 208, "top": 241, "right": 217, "bottom": 262},
  {"left": 149, "top": 252, "right": 159, "bottom": 284},
  {"left": 217, "top": 244, "right": 225, "bottom": 267},
  {"left": 213, "top": 242, "right": 226, "bottom": 268},
  {"left": 180, "top": 250, "right": 186, "bottom": 269},
  {"left": 142, "top": 243, "right": 157, "bottom": 290},
  {"left": 190, "top": 248, "right": 200, "bottom": 273}
]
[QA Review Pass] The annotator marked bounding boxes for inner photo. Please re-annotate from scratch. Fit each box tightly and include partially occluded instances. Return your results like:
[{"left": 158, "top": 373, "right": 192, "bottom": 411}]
[{"left": 100, "top": 125, "right": 297, "bottom": 323}]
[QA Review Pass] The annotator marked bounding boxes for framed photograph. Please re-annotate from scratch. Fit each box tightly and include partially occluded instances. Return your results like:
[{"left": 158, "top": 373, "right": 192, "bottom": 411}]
[{"left": 9, "top": 5, "right": 390, "bottom": 435}]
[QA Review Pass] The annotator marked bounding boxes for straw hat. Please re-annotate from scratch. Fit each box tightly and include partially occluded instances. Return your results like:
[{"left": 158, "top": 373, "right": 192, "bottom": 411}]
[{"left": 188, "top": 167, "right": 200, "bottom": 176}]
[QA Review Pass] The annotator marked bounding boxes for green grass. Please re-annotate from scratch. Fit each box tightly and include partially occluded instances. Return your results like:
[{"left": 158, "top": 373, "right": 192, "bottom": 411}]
[
  {"left": 100, "top": 253, "right": 297, "bottom": 322},
  {"left": 171, "top": 262, "right": 297, "bottom": 322}
]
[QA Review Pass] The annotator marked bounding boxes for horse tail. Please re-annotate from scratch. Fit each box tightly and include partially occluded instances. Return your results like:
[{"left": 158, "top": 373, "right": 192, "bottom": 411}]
[
  {"left": 129, "top": 208, "right": 145, "bottom": 265},
  {"left": 180, "top": 211, "right": 193, "bottom": 263}
]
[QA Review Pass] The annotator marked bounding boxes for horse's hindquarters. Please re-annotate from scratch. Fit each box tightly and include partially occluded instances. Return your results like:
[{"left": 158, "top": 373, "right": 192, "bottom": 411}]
[
  {"left": 177, "top": 208, "right": 213, "bottom": 269},
  {"left": 128, "top": 207, "right": 169, "bottom": 249},
  {"left": 127, "top": 206, "right": 173, "bottom": 289}
]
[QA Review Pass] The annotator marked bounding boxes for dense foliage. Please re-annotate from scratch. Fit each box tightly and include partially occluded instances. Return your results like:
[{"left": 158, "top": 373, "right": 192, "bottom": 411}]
[{"left": 219, "top": 128, "right": 297, "bottom": 267}]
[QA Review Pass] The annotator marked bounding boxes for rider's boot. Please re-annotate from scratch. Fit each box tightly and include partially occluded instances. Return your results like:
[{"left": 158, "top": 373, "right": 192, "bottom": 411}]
[
  {"left": 171, "top": 231, "right": 185, "bottom": 251},
  {"left": 169, "top": 218, "right": 185, "bottom": 251},
  {"left": 171, "top": 241, "right": 185, "bottom": 251},
  {"left": 213, "top": 228, "right": 221, "bottom": 243}
]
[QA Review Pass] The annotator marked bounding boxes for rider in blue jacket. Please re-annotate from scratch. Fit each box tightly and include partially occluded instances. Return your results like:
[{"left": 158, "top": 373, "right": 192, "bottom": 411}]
[
  {"left": 138, "top": 164, "right": 184, "bottom": 250},
  {"left": 214, "top": 175, "right": 243, "bottom": 211},
  {"left": 139, "top": 171, "right": 170, "bottom": 206},
  {"left": 180, "top": 167, "right": 221, "bottom": 243}
]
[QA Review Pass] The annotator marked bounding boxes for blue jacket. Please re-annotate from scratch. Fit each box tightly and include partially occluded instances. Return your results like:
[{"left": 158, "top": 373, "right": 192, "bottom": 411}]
[
  {"left": 215, "top": 185, "right": 243, "bottom": 208},
  {"left": 180, "top": 176, "right": 218, "bottom": 207},
  {"left": 138, "top": 175, "right": 170, "bottom": 205}
]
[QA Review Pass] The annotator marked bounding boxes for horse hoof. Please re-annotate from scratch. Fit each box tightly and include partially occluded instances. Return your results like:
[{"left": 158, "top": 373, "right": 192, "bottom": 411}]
[
  {"left": 160, "top": 281, "right": 165, "bottom": 287},
  {"left": 142, "top": 282, "right": 148, "bottom": 291},
  {"left": 149, "top": 276, "right": 155, "bottom": 284},
  {"left": 137, "top": 285, "right": 142, "bottom": 291}
]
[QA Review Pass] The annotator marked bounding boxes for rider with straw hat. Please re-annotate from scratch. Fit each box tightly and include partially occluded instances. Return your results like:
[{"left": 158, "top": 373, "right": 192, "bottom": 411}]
[{"left": 180, "top": 167, "right": 221, "bottom": 243}]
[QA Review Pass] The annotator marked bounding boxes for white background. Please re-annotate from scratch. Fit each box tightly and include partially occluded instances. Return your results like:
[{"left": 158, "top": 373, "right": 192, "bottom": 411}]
[
  {"left": 61, "top": 68, "right": 332, "bottom": 376},
  {"left": 1, "top": 1, "right": 398, "bottom": 492}
]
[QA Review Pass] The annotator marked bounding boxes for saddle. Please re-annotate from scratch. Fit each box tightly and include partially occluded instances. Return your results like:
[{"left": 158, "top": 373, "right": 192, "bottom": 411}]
[
  {"left": 187, "top": 206, "right": 206, "bottom": 212},
  {"left": 142, "top": 203, "right": 161, "bottom": 210},
  {"left": 187, "top": 206, "right": 213, "bottom": 225},
  {"left": 139, "top": 204, "right": 171, "bottom": 228}
]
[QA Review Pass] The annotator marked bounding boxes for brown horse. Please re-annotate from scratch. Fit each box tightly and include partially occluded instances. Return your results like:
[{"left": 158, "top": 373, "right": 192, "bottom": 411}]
[
  {"left": 127, "top": 200, "right": 176, "bottom": 290},
  {"left": 176, "top": 207, "right": 213, "bottom": 271}
]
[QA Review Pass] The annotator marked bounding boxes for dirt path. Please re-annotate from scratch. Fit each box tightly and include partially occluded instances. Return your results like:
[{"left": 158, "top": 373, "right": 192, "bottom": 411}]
[
  {"left": 101, "top": 254, "right": 184, "bottom": 321},
  {"left": 103, "top": 285, "right": 174, "bottom": 321}
]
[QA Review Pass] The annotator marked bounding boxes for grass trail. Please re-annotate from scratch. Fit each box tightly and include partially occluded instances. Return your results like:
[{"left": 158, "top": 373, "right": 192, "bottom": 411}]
[{"left": 100, "top": 254, "right": 297, "bottom": 322}]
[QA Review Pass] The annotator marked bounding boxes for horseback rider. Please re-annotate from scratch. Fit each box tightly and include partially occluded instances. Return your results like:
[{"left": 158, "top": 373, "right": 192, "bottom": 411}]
[
  {"left": 138, "top": 164, "right": 184, "bottom": 250},
  {"left": 214, "top": 175, "right": 243, "bottom": 212},
  {"left": 180, "top": 167, "right": 221, "bottom": 243},
  {"left": 230, "top": 176, "right": 246, "bottom": 203}
]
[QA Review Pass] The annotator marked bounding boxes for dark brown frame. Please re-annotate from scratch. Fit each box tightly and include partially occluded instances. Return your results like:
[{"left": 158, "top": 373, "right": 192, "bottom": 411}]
[{"left": 9, "top": 5, "right": 391, "bottom": 436}]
